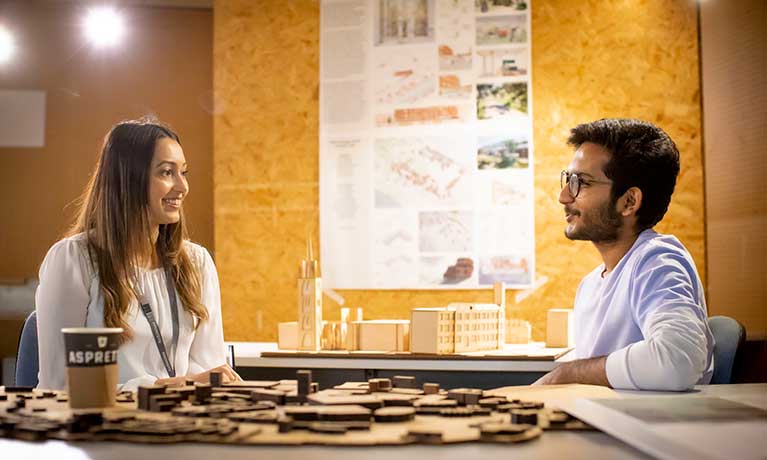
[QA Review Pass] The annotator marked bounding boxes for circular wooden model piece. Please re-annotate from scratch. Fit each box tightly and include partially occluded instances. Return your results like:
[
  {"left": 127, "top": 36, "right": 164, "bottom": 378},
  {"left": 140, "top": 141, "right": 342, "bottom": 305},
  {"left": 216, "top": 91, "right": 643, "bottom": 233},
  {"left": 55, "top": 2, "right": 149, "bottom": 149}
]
[
  {"left": 510, "top": 409, "right": 539, "bottom": 425},
  {"left": 479, "top": 423, "right": 543, "bottom": 443},
  {"left": 374, "top": 406, "right": 416, "bottom": 423},
  {"left": 406, "top": 427, "right": 444, "bottom": 445},
  {"left": 309, "top": 422, "right": 348, "bottom": 434}
]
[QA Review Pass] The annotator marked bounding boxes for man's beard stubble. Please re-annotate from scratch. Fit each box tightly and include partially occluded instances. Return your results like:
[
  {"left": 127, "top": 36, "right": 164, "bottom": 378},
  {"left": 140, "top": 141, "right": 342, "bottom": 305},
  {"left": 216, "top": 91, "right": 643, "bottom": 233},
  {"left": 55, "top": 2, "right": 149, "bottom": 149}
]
[{"left": 564, "top": 198, "right": 623, "bottom": 243}]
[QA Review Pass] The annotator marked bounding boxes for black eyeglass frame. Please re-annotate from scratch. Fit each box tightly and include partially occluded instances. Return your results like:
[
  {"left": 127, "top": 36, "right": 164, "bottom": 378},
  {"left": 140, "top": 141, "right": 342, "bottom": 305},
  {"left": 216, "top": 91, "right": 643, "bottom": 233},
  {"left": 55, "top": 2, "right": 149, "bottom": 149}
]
[{"left": 560, "top": 170, "right": 612, "bottom": 198}]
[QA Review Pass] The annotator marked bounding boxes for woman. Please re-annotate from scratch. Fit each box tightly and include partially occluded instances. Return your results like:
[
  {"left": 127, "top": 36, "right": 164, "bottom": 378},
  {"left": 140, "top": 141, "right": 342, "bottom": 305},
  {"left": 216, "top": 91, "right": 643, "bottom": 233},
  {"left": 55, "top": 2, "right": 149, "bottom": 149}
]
[{"left": 36, "top": 118, "right": 239, "bottom": 390}]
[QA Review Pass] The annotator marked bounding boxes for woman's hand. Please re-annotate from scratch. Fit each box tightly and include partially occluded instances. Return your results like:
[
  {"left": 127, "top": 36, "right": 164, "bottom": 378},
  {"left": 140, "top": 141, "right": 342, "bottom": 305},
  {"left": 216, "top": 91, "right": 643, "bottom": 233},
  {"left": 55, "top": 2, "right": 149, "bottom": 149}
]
[
  {"left": 155, "top": 363, "right": 242, "bottom": 386},
  {"left": 193, "top": 364, "right": 242, "bottom": 384}
]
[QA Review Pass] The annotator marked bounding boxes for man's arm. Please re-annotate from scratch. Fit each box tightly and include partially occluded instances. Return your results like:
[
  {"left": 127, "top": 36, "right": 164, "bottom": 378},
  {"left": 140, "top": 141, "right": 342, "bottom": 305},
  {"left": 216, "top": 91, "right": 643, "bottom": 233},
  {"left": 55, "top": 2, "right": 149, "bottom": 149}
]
[{"left": 534, "top": 356, "right": 610, "bottom": 387}]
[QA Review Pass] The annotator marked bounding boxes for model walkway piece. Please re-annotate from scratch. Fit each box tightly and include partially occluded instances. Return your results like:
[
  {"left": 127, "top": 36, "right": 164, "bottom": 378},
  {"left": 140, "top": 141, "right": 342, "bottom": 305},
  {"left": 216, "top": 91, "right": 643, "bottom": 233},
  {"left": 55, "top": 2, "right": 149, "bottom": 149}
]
[{"left": 0, "top": 372, "right": 592, "bottom": 446}]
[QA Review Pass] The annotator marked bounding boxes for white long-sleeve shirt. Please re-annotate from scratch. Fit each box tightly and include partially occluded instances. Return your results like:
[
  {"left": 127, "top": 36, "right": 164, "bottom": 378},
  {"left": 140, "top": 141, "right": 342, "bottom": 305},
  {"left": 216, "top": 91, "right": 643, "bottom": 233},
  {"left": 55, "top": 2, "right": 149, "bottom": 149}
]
[
  {"left": 574, "top": 229, "right": 714, "bottom": 391},
  {"left": 35, "top": 233, "right": 226, "bottom": 391}
]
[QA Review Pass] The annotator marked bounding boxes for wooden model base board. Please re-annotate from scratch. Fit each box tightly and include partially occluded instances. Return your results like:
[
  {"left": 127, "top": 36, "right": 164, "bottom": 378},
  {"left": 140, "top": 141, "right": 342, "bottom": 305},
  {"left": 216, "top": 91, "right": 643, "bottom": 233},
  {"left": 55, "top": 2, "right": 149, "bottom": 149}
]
[
  {"left": 0, "top": 379, "right": 593, "bottom": 446},
  {"left": 260, "top": 348, "right": 572, "bottom": 361}
]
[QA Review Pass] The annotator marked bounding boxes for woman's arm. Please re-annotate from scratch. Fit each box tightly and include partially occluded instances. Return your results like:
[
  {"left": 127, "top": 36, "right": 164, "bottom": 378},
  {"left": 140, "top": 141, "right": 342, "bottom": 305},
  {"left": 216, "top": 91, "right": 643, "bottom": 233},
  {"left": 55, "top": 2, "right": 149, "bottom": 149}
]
[
  {"left": 187, "top": 246, "right": 228, "bottom": 375},
  {"left": 35, "top": 238, "right": 92, "bottom": 390}
]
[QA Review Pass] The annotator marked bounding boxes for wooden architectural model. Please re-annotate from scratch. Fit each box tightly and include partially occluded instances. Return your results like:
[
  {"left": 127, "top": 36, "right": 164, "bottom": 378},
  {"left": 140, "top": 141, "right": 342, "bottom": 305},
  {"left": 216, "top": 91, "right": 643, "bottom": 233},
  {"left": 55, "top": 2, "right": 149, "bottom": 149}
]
[
  {"left": 506, "top": 319, "right": 532, "bottom": 344},
  {"left": 297, "top": 238, "right": 322, "bottom": 351},
  {"left": 410, "top": 303, "right": 505, "bottom": 354},
  {"left": 0, "top": 372, "right": 592, "bottom": 446},
  {"left": 410, "top": 308, "right": 456, "bottom": 354},
  {"left": 319, "top": 307, "right": 349, "bottom": 350},
  {"left": 546, "top": 309, "right": 574, "bottom": 348},
  {"left": 278, "top": 322, "right": 298, "bottom": 349},
  {"left": 347, "top": 320, "right": 410, "bottom": 352}
]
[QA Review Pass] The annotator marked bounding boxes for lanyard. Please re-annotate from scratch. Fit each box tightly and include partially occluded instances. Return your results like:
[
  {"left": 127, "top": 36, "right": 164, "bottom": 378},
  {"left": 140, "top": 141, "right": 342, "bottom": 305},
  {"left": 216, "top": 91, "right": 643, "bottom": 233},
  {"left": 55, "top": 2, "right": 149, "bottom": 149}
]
[{"left": 138, "top": 266, "right": 179, "bottom": 377}]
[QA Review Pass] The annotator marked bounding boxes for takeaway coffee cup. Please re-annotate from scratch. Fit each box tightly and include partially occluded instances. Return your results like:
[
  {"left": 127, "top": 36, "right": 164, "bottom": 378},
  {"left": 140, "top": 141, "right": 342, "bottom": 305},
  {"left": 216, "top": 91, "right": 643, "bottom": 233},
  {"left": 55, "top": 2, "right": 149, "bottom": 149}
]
[{"left": 62, "top": 327, "right": 123, "bottom": 409}]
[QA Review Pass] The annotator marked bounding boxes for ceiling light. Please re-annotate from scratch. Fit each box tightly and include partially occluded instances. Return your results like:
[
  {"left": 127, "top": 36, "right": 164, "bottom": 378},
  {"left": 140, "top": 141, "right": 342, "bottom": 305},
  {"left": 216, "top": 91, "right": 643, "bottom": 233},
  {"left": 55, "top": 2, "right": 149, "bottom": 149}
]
[
  {"left": 83, "top": 7, "right": 125, "bottom": 48},
  {"left": 0, "top": 26, "right": 14, "bottom": 63}
]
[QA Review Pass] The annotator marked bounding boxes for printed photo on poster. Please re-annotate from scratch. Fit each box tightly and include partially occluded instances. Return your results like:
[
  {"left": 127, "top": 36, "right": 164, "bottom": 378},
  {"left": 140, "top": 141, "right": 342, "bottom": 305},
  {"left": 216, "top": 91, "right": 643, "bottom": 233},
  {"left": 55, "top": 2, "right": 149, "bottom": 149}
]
[
  {"left": 476, "top": 47, "right": 528, "bottom": 78},
  {"left": 375, "top": 0, "right": 435, "bottom": 46},
  {"left": 477, "top": 134, "right": 529, "bottom": 169},
  {"left": 420, "top": 255, "right": 475, "bottom": 286},
  {"left": 475, "top": 0, "right": 528, "bottom": 15},
  {"left": 478, "top": 255, "right": 531, "bottom": 285},
  {"left": 476, "top": 15, "right": 527, "bottom": 45},
  {"left": 477, "top": 82, "right": 528, "bottom": 119}
]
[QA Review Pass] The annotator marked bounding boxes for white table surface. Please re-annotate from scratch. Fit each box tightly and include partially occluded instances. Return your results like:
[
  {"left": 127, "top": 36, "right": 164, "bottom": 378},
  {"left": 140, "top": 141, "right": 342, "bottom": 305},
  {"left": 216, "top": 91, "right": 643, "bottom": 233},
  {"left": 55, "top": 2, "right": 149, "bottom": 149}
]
[
  {"left": 226, "top": 341, "right": 575, "bottom": 372},
  {"left": 559, "top": 383, "right": 767, "bottom": 460}
]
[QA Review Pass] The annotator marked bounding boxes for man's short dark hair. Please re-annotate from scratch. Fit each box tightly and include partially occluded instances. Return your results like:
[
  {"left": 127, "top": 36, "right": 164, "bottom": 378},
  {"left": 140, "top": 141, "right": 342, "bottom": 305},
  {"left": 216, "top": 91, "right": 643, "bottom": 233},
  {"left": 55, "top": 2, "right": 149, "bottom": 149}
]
[{"left": 567, "top": 118, "right": 680, "bottom": 230}]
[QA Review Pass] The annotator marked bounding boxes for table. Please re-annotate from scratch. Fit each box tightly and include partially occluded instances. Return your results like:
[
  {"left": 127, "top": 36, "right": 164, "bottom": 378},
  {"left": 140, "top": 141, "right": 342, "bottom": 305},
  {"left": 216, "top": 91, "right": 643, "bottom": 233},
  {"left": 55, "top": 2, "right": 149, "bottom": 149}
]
[
  {"left": 560, "top": 383, "right": 767, "bottom": 460},
  {"left": 228, "top": 342, "right": 575, "bottom": 389},
  {"left": 0, "top": 426, "right": 650, "bottom": 460},
  {"left": 4, "top": 384, "right": 763, "bottom": 459}
]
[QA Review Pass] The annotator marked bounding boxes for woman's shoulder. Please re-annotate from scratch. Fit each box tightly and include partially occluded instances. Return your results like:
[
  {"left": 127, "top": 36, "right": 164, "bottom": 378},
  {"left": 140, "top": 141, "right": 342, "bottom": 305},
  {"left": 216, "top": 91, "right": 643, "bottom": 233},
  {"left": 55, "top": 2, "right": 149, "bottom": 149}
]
[
  {"left": 182, "top": 240, "right": 213, "bottom": 268},
  {"left": 40, "top": 233, "right": 94, "bottom": 277},
  {"left": 46, "top": 233, "right": 90, "bottom": 258}
]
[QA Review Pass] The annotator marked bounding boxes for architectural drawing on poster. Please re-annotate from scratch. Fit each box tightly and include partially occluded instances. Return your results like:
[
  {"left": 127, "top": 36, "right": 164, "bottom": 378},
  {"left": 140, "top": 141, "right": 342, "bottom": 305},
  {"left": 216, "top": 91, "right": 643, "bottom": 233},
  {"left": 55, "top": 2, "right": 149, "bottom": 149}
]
[{"left": 320, "top": 0, "right": 534, "bottom": 289}]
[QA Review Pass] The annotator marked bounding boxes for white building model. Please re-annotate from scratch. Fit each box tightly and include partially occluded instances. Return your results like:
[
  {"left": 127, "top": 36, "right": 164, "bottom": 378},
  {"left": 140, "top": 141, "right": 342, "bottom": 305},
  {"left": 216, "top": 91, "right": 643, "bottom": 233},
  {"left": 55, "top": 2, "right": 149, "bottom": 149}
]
[{"left": 410, "top": 303, "right": 505, "bottom": 354}]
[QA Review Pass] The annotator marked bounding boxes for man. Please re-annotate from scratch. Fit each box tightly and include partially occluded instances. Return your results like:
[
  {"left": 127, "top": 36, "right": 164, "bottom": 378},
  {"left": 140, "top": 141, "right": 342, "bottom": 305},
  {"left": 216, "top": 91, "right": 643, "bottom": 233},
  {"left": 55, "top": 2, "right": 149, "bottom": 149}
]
[{"left": 535, "top": 118, "right": 714, "bottom": 391}]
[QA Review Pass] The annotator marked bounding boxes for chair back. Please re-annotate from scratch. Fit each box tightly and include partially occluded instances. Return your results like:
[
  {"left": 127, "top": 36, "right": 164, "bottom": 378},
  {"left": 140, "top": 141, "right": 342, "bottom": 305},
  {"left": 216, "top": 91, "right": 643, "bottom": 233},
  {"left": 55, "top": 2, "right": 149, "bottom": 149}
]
[
  {"left": 15, "top": 311, "right": 39, "bottom": 387},
  {"left": 709, "top": 315, "right": 745, "bottom": 384}
]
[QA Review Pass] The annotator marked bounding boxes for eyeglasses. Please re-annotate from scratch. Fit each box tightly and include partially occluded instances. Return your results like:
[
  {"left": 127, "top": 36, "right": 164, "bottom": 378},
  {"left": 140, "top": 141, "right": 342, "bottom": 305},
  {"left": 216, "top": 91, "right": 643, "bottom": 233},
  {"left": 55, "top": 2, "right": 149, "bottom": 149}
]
[{"left": 560, "top": 170, "right": 612, "bottom": 198}]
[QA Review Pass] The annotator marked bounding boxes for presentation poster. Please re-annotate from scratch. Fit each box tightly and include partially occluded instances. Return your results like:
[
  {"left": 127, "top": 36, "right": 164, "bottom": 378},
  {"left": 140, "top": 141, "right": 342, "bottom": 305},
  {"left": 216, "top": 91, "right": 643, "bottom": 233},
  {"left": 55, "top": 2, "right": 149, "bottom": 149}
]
[{"left": 320, "top": 0, "right": 534, "bottom": 289}]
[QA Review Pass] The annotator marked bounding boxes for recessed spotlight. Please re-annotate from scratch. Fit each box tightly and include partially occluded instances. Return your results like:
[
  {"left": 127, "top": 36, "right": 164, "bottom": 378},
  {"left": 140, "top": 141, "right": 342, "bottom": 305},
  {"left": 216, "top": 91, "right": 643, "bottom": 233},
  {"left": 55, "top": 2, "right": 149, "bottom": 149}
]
[
  {"left": 0, "top": 25, "right": 14, "bottom": 63},
  {"left": 83, "top": 7, "right": 125, "bottom": 48}
]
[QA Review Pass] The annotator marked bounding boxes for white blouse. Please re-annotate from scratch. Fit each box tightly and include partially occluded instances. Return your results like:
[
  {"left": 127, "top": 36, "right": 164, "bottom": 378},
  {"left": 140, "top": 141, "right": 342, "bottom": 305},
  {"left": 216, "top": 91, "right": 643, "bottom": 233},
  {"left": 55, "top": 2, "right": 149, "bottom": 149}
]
[{"left": 35, "top": 233, "right": 226, "bottom": 391}]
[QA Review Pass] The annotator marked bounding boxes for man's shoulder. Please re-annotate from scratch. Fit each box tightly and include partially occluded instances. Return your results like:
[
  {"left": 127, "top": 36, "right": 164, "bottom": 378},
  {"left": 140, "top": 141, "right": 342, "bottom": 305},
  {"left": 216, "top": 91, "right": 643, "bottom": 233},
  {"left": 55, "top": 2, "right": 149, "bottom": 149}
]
[
  {"left": 627, "top": 230, "right": 702, "bottom": 289},
  {"left": 633, "top": 230, "right": 694, "bottom": 266}
]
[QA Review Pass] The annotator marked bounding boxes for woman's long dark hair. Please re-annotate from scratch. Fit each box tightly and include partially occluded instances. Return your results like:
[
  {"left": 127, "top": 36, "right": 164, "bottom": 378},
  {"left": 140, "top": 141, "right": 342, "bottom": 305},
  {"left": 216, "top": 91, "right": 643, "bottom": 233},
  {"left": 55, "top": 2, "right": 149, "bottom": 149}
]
[{"left": 69, "top": 118, "right": 208, "bottom": 340}]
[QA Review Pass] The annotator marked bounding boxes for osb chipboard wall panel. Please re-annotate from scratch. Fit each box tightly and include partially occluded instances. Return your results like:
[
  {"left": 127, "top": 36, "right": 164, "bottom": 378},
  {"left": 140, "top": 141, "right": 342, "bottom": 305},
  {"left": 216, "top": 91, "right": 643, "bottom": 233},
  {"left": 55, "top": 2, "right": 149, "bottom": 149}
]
[{"left": 214, "top": 0, "right": 705, "bottom": 342}]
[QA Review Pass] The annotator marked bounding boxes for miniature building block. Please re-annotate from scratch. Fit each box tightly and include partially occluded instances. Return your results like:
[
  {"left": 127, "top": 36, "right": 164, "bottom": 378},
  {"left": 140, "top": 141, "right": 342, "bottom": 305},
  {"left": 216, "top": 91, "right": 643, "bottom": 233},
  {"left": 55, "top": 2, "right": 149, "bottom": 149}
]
[
  {"left": 506, "top": 318, "right": 532, "bottom": 344},
  {"left": 451, "top": 303, "right": 505, "bottom": 353},
  {"left": 348, "top": 320, "right": 410, "bottom": 352},
  {"left": 149, "top": 394, "right": 183, "bottom": 412},
  {"left": 546, "top": 309, "right": 574, "bottom": 348},
  {"left": 510, "top": 409, "right": 539, "bottom": 425},
  {"left": 410, "top": 308, "right": 455, "bottom": 354},
  {"left": 297, "top": 370, "right": 312, "bottom": 402},
  {"left": 194, "top": 383, "right": 212, "bottom": 403},
  {"left": 493, "top": 282, "right": 506, "bottom": 309},
  {"left": 368, "top": 378, "right": 392, "bottom": 392},
  {"left": 138, "top": 385, "right": 165, "bottom": 411},
  {"left": 447, "top": 388, "right": 483, "bottom": 405},
  {"left": 393, "top": 375, "right": 416, "bottom": 389},
  {"left": 167, "top": 385, "right": 196, "bottom": 400},
  {"left": 321, "top": 321, "right": 346, "bottom": 350},
  {"left": 423, "top": 383, "right": 440, "bottom": 395},
  {"left": 298, "top": 277, "right": 322, "bottom": 351},
  {"left": 277, "top": 416, "right": 294, "bottom": 433},
  {"left": 250, "top": 388, "right": 285, "bottom": 405},
  {"left": 210, "top": 371, "right": 223, "bottom": 387},
  {"left": 410, "top": 303, "right": 505, "bottom": 354},
  {"left": 278, "top": 322, "right": 298, "bottom": 350}
]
